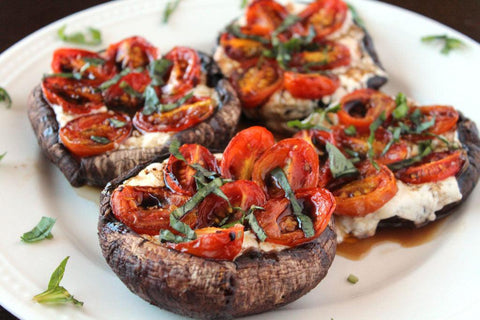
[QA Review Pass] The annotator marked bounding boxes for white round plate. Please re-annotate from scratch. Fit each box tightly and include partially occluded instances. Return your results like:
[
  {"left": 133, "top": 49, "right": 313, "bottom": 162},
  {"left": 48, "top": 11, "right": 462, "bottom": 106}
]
[{"left": 0, "top": 0, "right": 479, "bottom": 319}]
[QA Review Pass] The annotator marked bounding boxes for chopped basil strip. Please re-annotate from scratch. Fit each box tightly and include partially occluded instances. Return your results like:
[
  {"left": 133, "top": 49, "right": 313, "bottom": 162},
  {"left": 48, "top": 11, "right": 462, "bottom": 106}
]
[
  {"left": 246, "top": 211, "right": 267, "bottom": 242},
  {"left": 33, "top": 256, "right": 84, "bottom": 306},
  {"left": 163, "top": 0, "right": 182, "bottom": 23},
  {"left": 347, "top": 274, "right": 359, "bottom": 284},
  {"left": 287, "top": 119, "right": 330, "bottom": 131},
  {"left": 159, "top": 229, "right": 191, "bottom": 243},
  {"left": 270, "top": 167, "right": 314, "bottom": 238},
  {"left": 343, "top": 148, "right": 359, "bottom": 158},
  {"left": 142, "top": 91, "right": 193, "bottom": 115},
  {"left": 0, "top": 152, "right": 6, "bottom": 161},
  {"left": 387, "top": 141, "right": 433, "bottom": 171},
  {"left": 381, "top": 126, "right": 401, "bottom": 156},
  {"left": 142, "top": 85, "right": 161, "bottom": 115},
  {"left": 347, "top": 3, "right": 365, "bottom": 28},
  {"left": 82, "top": 57, "right": 105, "bottom": 66},
  {"left": 414, "top": 116, "right": 436, "bottom": 134},
  {"left": 421, "top": 34, "right": 465, "bottom": 55},
  {"left": 119, "top": 81, "right": 143, "bottom": 98},
  {"left": 108, "top": 118, "right": 126, "bottom": 128},
  {"left": 344, "top": 125, "right": 357, "bottom": 136},
  {"left": 43, "top": 72, "right": 82, "bottom": 80},
  {"left": 0, "top": 87, "right": 12, "bottom": 109},
  {"left": 57, "top": 25, "right": 101, "bottom": 46},
  {"left": 98, "top": 68, "right": 132, "bottom": 91},
  {"left": 393, "top": 92, "right": 409, "bottom": 119},
  {"left": 168, "top": 139, "right": 186, "bottom": 161},
  {"left": 326, "top": 142, "right": 358, "bottom": 178},
  {"left": 90, "top": 136, "right": 110, "bottom": 144},
  {"left": 21, "top": 216, "right": 56, "bottom": 243},
  {"left": 272, "top": 14, "right": 301, "bottom": 37},
  {"left": 240, "top": 0, "right": 248, "bottom": 9},
  {"left": 426, "top": 132, "right": 457, "bottom": 149},
  {"left": 149, "top": 58, "right": 172, "bottom": 86},
  {"left": 226, "top": 24, "right": 270, "bottom": 45},
  {"left": 367, "top": 111, "right": 386, "bottom": 169}
]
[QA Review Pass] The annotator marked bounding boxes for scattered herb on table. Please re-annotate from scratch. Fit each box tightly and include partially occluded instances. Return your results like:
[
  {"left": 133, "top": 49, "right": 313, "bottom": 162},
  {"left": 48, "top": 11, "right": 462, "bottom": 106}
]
[
  {"left": 21, "top": 216, "right": 56, "bottom": 243},
  {"left": 421, "top": 34, "right": 465, "bottom": 55},
  {"left": 163, "top": 0, "right": 182, "bottom": 24},
  {"left": 0, "top": 152, "right": 6, "bottom": 161},
  {"left": 347, "top": 273, "right": 359, "bottom": 284},
  {"left": 57, "top": 25, "right": 102, "bottom": 46},
  {"left": 0, "top": 87, "right": 12, "bottom": 108}
]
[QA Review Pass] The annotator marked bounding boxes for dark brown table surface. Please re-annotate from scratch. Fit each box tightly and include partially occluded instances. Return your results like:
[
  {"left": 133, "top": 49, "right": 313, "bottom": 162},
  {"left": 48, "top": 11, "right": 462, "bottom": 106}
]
[{"left": 0, "top": 0, "right": 478, "bottom": 318}]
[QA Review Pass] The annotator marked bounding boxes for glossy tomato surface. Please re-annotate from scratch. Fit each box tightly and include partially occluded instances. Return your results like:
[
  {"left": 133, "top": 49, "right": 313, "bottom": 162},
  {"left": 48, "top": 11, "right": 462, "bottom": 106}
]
[
  {"left": 290, "top": 41, "right": 351, "bottom": 71},
  {"left": 105, "top": 36, "right": 158, "bottom": 70},
  {"left": 299, "top": 0, "right": 348, "bottom": 39},
  {"left": 283, "top": 71, "right": 340, "bottom": 99},
  {"left": 219, "top": 32, "right": 265, "bottom": 64},
  {"left": 245, "top": 0, "right": 290, "bottom": 37},
  {"left": 162, "top": 46, "right": 201, "bottom": 100},
  {"left": 102, "top": 71, "right": 151, "bottom": 110}
]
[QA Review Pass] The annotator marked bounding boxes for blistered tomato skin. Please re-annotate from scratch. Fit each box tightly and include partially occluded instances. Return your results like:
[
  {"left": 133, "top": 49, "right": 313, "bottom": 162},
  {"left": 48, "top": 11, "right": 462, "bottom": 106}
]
[
  {"left": 283, "top": 71, "right": 340, "bottom": 100},
  {"left": 298, "top": 0, "right": 348, "bottom": 40},
  {"left": 105, "top": 36, "right": 159, "bottom": 70},
  {"left": 290, "top": 41, "right": 351, "bottom": 71},
  {"left": 103, "top": 71, "right": 151, "bottom": 111}
]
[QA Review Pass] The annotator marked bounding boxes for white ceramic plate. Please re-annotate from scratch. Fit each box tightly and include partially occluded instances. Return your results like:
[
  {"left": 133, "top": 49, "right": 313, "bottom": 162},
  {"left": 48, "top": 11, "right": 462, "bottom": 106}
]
[{"left": 0, "top": 0, "right": 479, "bottom": 319}]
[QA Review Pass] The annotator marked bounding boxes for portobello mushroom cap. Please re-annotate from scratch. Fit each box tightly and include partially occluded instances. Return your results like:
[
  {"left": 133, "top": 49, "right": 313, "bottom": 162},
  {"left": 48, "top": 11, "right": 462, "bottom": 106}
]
[
  {"left": 378, "top": 113, "right": 480, "bottom": 229},
  {"left": 27, "top": 53, "right": 241, "bottom": 187},
  {"left": 98, "top": 155, "right": 337, "bottom": 319}
]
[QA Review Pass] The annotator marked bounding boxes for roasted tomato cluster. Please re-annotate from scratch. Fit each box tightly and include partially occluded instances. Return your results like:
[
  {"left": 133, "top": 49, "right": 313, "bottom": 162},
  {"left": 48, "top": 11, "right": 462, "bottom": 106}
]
[
  {"left": 295, "top": 88, "right": 464, "bottom": 217},
  {"left": 110, "top": 126, "right": 336, "bottom": 260},
  {"left": 42, "top": 36, "right": 216, "bottom": 157},
  {"left": 222, "top": 0, "right": 351, "bottom": 109}
]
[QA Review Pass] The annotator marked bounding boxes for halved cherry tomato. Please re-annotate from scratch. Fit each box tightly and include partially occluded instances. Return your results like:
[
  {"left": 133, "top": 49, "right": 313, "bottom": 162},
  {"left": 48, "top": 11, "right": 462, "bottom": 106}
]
[
  {"left": 219, "top": 32, "right": 265, "bottom": 64},
  {"left": 102, "top": 71, "right": 151, "bottom": 110},
  {"left": 245, "top": 0, "right": 289, "bottom": 37},
  {"left": 254, "top": 187, "right": 335, "bottom": 246},
  {"left": 283, "top": 71, "right": 340, "bottom": 99},
  {"left": 42, "top": 76, "right": 104, "bottom": 114},
  {"left": 395, "top": 150, "right": 465, "bottom": 184},
  {"left": 252, "top": 138, "right": 319, "bottom": 198},
  {"left": 231, "top": 60, "right": 283, "bottom": 108},
  {"left": 298, "top": 0, "right": 348, "bottom": 39},
  {"left": 402, "top": 105, "right": 460, "bottom": 141},
  {"left": 221, "top": 126, "right": 275, "bottom": 180},
  {"left": 337, "top": 88, "right": 396, "bottom": 133},
  {"left": 111, "top": 185, "right": 189, "bottom": 236},
  {"left": 162, "top": 47, "right": 201, "bottom": 101},
  {"left": 332, "top": 161, "right": 398, "bottom": 217},
  {"left": 133, "top": 96, "right": 216, "bottom": 133},
  {"left": 290, "top": 40, "right": 351, "bottom": 71},
  {"left": 167, "top": 225, "right": 244, "bottom": 260},
  {"left": 196, "top": 180, "right": 267, "bottom": 228},
  {"left": 59, "top": 111, "right": 132, "bottom": 157},
  {"left": 164, "top": 144, "right": 218, "bottom": 196},
  {"left": 51, "top": 48, "right": 116, "bottom": 82},
  {"left": 105, "top": 36, "right": 158, "bottom": 70}
]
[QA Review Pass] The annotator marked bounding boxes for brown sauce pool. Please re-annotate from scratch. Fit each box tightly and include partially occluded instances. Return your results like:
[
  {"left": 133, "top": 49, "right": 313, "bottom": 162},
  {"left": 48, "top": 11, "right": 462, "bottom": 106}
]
[{"left": 337, "top": 218, "right": 447, "bottom": 260}]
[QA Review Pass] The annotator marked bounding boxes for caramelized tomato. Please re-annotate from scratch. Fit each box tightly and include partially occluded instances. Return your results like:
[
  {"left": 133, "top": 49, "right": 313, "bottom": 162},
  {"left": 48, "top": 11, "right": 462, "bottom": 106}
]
[
  {"left": 283, "top": 71, "right": 340, "bottom": 99},
  {"left": 102, "top": 71, "right": 151, "bottom": 111},
  {"left": 252, "top": 138, "right": 319, "bottom": 198},
  {"left": 298, "top": 0, "right": 348, "bottom": 39},
  {"left": 290, "top": 40, "right": 351, "bottom": 71},
  {"left": 221, "top": 126, "right": 275, "bottom": 180},
  {"left": 245, "top": 0, "right": 290, "bottom": 37},
  {"left": 167, "top": 225, "right": 244, "bottom": 260},
  {"left": 105, "top": 36, "right": 158, "bottom": 69},
  {"left": 164, "top": 144, "right": 218, "bottom": 196},
  {"left": 254, "top": 187, "right": 335, "bottom": 246},
  {"left": 332, "top": 161, "right": 398, "bottom": 217},
  {"left": 196, "top": 180, "right": 267, "bottom": 228},
  {"left": 162, "top": 47, "right": 201, "bottom": 100},
  {"left": 219, "top": 32, "right": 265, "bottom": 64},
  {"left": 110, "top": 185, "right": 189, "bottom": 236},
  {"left": 59, "top": 112, "right": 132, "bottom": 157}
]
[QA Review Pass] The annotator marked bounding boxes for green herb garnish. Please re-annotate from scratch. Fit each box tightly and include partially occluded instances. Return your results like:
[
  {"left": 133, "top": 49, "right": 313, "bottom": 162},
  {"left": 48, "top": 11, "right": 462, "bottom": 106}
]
[
  {"left": 246, "top": 209, "right": 267, "bottom": 242},
  {"left": 344, "top": 125, "right": 357, "bottom": 136},
  {"left": 272, "top": 14, "right": 301, "bottom": 38},
  {"left": 21, "top": 216, "right": 56, "bottom": 243},
  {"left": 381, "top": 126, "right": 401, "bottom": 156},
  {"left": 143, "top": 91, "right": 193, "bottom": 115},
  {"left": 148, "top": 58, "right": 172, "bottom": 86},
  {"left": 270, "top": 167, "right": 315, "bottom": 238},
  {"left": 33, "top": 256, "right": 84, "bottom": 306},
  {"left": 108, "top": 118, "right": 126, "bottom": 128},
  {"left": 367, "top": 111, "right": 386, "bottom": 169},
  {"left": 421, "top": 34, "right": 465, "bottom": 55},
  {"left": 347, "top": 3, "right": 364, "bottom": 28},
  {"left": 43, "top": 72, "right": 82, "bottom": 80},
  {"left": 163, "top": 0, "right": 182, "bottom": 23},
  {"left": 82, "top": 57, "right": 105, "bottom": 66},
  {"left": 0, "top": 152, "right": 5, "bottom": 161},
  {"left": 226, "top": 24, "right": 270, "bottom": 45},
  {"left": 119, "top": 81, "right": 143, "bottom": 98},
  {"left": 387, "top": 141, "right": 433, "bottom": 171},
  {"left": 57, "top": 25, "right": 101, "bottom": 46},
  {"left": 98, "top": 68, "right": 135, "bottom": 91},
  {"left": 347, "top": 274, "right": 359, "bottom": 284},
  {"left": 326, "top": 142, "right": 358, "bottom": 178},
  {"left": 241, "top": 0, "right": 248, "bottom": 9},
  {"left": 393, "top": 92, "right": 409, "bottom": 119},
  {"left": 90, "top": 136, "right": 110, "bottom": 144},
  {"left": 0, "top": 87, "right": 12, "bottom": 108},
  {"left": 287, "top": 119, "right": 330, "bottom": 131}
]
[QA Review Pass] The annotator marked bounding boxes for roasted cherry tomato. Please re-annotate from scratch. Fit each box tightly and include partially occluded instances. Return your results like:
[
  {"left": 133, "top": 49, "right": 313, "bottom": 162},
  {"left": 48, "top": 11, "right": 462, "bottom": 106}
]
[
  {"left": 298, "top": 0, "right": 348, "bottom": 39},
  {"left": 332, "top": 161, "right": 398, "bottom": 217},
  {"left": 133, "top": 96, "right": 216, "bottom": 133},
  {"left": 197, "top": 180, "right": 267, "bottom": 228},
  {"left": 164, "top": 144, "right": 218, "bottom": 195},
  {"left": 162, "top": 47, "right": 201, "bottom": 100},
  {"left": 167, "top": 225, "right": 244, "bottom": 260},
  {"left": 111, "top": 185, "right": 190, "bottom": 236},
  {"left": 102, "top": 71, "right": 151, "bottom": 110},
  {"left": 254, "top": 187, "right": 335, "bottom": 246},
  {"left": 59, "top": 111, "right": 132, "bottom": 157},
  {"left": 245, "top": 0, "right": 290, "bottom": 37},
  {"left": 335, "top": 126, "right": 408, "bottom": 165},
  {"left": 51, "top": 48, "right": 116, "bottom": 82},
  {"left": 252, "top": 138, "right": 319, "bottom": 198},
  {"left": 395, "top": 150, "right": 465, "bottom": 184},
  {"left": 337, "top": 89, "right": 396, "bottom": 133},
  {"left": 290, "top": 40, "right": 351, "bottom": 71},
  {"left": 105, "top": 36, "right": 158, "bottom": 70},
  {"left": 42, "top": 76, "right": 104, "bottom": 114},
  {"left": 219, "top": 32, "right": 265, "bottom": 64},
  {"left": 283, "top": 71, "right": 340, "bottom": 99},
  {"left": 231, "top": 60, "right": 283, "bottom": 108},
  {"left": 402, "top": 105, "right": 460, "bottom": 141},
  {"left": 221, "top": 126, "right": 275, "bottom": 180}
]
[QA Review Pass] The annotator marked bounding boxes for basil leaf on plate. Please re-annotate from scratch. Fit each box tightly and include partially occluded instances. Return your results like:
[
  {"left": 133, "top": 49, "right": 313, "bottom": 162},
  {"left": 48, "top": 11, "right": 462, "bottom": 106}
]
[{"left": 21, "top": 216, "right": 56, "bottom": 243}]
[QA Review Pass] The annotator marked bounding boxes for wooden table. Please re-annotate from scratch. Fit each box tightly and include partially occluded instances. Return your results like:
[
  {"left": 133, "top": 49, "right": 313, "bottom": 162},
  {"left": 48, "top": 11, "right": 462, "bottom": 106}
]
[{"left": 0, "top": 0, "right": 478, "bottom": 318}]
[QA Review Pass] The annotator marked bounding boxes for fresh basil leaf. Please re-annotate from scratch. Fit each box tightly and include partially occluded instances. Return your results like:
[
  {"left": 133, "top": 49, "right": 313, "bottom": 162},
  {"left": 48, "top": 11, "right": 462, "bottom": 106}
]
[
  {"left": 20, "top": 216, "right": 56, "bottom": 243},
  {"left": 344, "top": 125, "right": 357, "bottom": 136},
  {"left": 57, "top": 25, "right": 102, "bottom": 46},
  {"left": 163, "top": 0, "right": 182, "bottom": 23},
  {"left": 98, "top": 68, "right": 136, "bottom": 91},
  {"left": 387, "top": 142, "right": 433, "bottom": 171},
  {"left": 414, "top": 116, "right": 436, "bottom": 134},
  {"left": 381, "top": 126, "right": 401, "bottom": 156},
  {"left": 43, "top": 72, "right": 82, "bottom": 80},
  {"left": 159, "top": 229, "right": 190, "bottom": 243},
  {"left": 287, "top": 119, "right": 330, "bottom": 131},
  {"left": 326, "top": 142, "right": 358, "bottom": 178},
  {"left": 0, "top": 152, "right": 6, "bottom": 161},
  {"left": 240, "top": 0, "right": 248, "bottom": 9},
  {"left": 367, "top": 111, "right": 386, "bottom": 167},
  {"left": 272, "top": 14, "right": 301, "bottom": 37},
  {"left": 0, "top": 87, "right": 12, "bottom": 109},
  {"left": 142, "top": 85, "right": 161, "bottom": 115},
  {"left": 393, "top": 92, "right": 409, "bottom": 119},
  {"left": 33, "top": 256, "right": 83, "bottom": 306},
  {"left": 421, "top": 34, "right": 465, "bottom": 55},
  {"left": 410, "top": 108, "right": 422, "bottom": 125},
  {"left": 246, "top": 211, "right": 267, "bottom": 242},
  {"left": 270, "top": 167, "right": 315, "bottom": 238},
  {"left": 149, "top": 58, "right": 172, "bottom": 86},
  {"left": 119, "top": 81, "right": 143, "bottom": 98},
  {"left": 108, "top": 118, "right": 126, "bottom": 128},
  {"left": 226, "top": 24, "right": 270, "bottom": 45},
  {"left": 90, "top": 136, "right": 110, "bottom": 144},
  {"left": 168, "top": 139, "right": 186, "bottom": 162},
  {"left": 82, "top": 57, "right": 105, "bottom": 66},
  {"left": 169, "top": 213, "right": 197, "bottom": 240}
]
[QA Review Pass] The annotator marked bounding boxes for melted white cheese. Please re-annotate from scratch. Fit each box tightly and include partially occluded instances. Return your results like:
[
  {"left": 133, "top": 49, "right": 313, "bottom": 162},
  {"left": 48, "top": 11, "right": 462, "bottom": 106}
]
[
  {"left": 52, "top": 104, "right": 109, "bottom": 127},
  {"left": 240, "top": 231, "right": 290, "bottom": 254},
  {"left": 335, "top": 177, "right": 462, "bottom": 242},
  {"left": 120, "top": 131, "right": 172, "bottom": 149},
  {"left": 123, "top": 162, "right": 166, "bottom": 187}
]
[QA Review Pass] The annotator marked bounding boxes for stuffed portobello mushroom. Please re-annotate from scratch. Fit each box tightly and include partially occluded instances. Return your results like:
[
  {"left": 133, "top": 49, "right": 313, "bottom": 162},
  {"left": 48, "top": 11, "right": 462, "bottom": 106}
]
[
  {"left": 288, "top": 89, "right": 480, "bottom": 242},
  {"left": 213, "top": 0, "right": 388, "bottom": 134},
  {"left": 28, "top": 36, "right": 241, "bottom": 187},
  {"left": 98, "top": 127, "right": 337, "bottom": 319}
]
